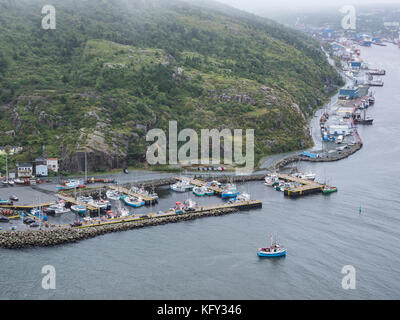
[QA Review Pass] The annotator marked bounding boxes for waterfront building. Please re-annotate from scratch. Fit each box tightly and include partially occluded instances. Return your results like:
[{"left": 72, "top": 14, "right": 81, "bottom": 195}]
[
  {"left": 46, "top": 158, "right": 59, "bottom": 173},
  {"left": 17, "top": 163, "right": 33, "bottom": 178},
  {"left": 339, "top": 86, "right": 359, "bottom": 99},
  {"left": 35, "top": 158, "right": 48, "bottom": 177}
]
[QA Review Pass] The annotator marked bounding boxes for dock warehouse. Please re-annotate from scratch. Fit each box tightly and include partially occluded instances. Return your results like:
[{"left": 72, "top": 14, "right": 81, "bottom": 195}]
[
  {"left": 328, "top": 124, "right": 351, "bottom": 136},
  {"left": 337, "top": 107, "right": 356, "bottom": 118}
]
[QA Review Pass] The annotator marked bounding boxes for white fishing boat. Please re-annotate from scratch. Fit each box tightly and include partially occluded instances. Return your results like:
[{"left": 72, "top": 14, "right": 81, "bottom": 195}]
[
  {"left": 296, "top": 172, "right": 316, "bottom": 181},
  {"left": 77, "top": 195, "right": 93, "bottom": 203},
  {"left": 170, "top": 180, "right": 192, "bottom": 192},
  {"left": 237, "top": 192, "right": 250, "bottom": 201},
  {"left": 184, "top": 198, "right": 198, "bottom": 211},
  {"left": 106, "top": 190, "right": 120, "bottom": 201},
  {"left": 264, "top": 173, "right": 279, "bottom": 186},
  {"left": 89, "top": 199, "right": 111, "bottom": 211},
  {"left": 117, "top": 207, "right": 130, "bottom": 217},
  {"left": 193, "top": 186, "right": 207, "bottom": 196},
  {"left": 45, "top": 201, "right": 70, "bottom": 215}
]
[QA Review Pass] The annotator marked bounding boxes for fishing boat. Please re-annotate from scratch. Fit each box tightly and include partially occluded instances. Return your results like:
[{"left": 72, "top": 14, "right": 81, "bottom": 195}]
[
  {"left": 30, "top": 208, "right": 42, "bottom": 218},
  {"left": 14, "top": 178, "right": 26, "bottom": 185},
  {"left": 45, "top": 201, "right": 70, "bottom": 215},
  {"left": 208, "top": 180, "right": 221, "bottom": 187},
  {"left": 122, "top": 195, "right": 145, "bottom": 208},
  {"left": 257, "top": 235, "right": 287, "bottom": 257},
  {"left": 184, "top": 198, "right": 197, "bottom": 211},
  {"left": 205, "top": 188, "right": 214, "bottom": 196},
  {"left": 354, "top": 109, "right": 373, "bottom": 125},
  {"left": 0, "top": 199, "right": 13, "bottom": 205},
  {"left": 149, "top": 191, "right": 159, "bottom": 200},
  {"left": 221, "top": 183, "right": 239, "bottom": 198},
  {"left": 322, "top": 185, "right": 338, "bottom": 194},
  {"left": 170, "top": 180, "right": 192, "bottom": 192},
  {"left": 89, "top": 199, "right": 112, "bottom": 211},
  {"left": 117, "top": 207, "right": 130, "bottom": 217},
  {"left": 237, "top": 192, "right": 250, "bottom": 201},
  {"left": 106, "top": 190, "right": 121, "bottom": 201},
  {"left": 77, "top": 196, "right": 93, "bottom": 203},
  {"left": 297, "top": 172, "right": 316, "bottom": 181},
  {"left": 71, "top": 205, "right": 87, "bottom": 214},
  {"left": 9, "top": 195, "right": 18, "bottom": 201},
  {"left": 264, "top": 173, "right": 279, "bottom": 186},
  {"left": 193, "top": 186, "right": 206, "bottom": 196},
  {"left": 56, "top": 179, "right": 84, "bottom": 190}
]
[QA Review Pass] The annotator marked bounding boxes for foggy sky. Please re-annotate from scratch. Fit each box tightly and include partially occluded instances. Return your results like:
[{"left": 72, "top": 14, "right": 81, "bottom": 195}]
[{"left": 215, "top": 0, "right": 400, "bottom": 14}]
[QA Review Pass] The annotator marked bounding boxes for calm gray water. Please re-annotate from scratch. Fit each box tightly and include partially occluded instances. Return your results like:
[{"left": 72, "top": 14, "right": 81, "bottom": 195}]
[{"left": 1, "top": 44, "right": 399, "bottom": 300}]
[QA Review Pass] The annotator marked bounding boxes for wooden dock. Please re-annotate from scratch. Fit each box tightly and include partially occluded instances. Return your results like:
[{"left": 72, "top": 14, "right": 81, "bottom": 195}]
[
  {"left": 0, "top": 203, "right": 55, "bottom": 210},
  {"left": 108, "top": 185, "right": 157, "bottom": 204},
  {"left": 276, "top": 174, "right": 324, "bottom": 197}
]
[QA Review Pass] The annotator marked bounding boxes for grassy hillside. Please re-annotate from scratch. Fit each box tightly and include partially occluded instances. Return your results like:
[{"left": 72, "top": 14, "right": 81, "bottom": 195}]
[{"left": 0, "top": 0, "right": 343, "bottom": 172}]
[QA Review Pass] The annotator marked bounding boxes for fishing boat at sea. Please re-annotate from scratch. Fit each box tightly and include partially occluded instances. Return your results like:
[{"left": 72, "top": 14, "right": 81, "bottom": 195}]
[{"left": 257, "top": 235, "right": 287, "bottom": 257}]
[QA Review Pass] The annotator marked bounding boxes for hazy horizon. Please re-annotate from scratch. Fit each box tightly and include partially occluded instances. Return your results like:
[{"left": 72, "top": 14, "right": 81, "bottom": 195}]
[{"left": 213, "top": 0, "right": 400, "bottom": 15}]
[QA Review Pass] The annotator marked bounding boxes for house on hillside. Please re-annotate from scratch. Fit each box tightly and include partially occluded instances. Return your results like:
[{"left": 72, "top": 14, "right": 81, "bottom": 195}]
[
  {"left": 17, "top": 163, "right": 33, "bottom": 178},
  {"left": 35, "top": 158, "right": 48, "bottom": 177},
  {"left": 46, "top": 158, "right": 59, "bottom": 173}
]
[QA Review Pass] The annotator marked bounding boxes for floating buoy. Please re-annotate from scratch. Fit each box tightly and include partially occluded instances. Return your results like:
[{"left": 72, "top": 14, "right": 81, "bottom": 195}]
[{"left": 359, "top": 206, "right": 362, "bottom": 214}]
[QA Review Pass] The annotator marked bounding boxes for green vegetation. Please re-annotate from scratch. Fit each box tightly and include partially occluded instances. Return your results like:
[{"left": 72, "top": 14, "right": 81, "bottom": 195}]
[{"left": 0, "top": 0, "right": 343, "bottom": 172}]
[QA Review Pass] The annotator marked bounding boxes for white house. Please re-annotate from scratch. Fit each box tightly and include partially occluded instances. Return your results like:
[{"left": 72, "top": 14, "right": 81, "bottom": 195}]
[
  {"left": 17, "top": 163, "right": 33, "bottom": 178},
  {"left": 35, "top": 158, "right": 48, "bottom": 177},
  {"left": 46, "top": 158, "right": 59, "bottom": 173}
]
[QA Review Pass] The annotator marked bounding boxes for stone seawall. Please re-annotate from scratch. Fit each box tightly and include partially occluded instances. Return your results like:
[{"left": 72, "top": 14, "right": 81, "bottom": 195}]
[{"left": 0, "top": 207, "right": 239, "bottom": 249}]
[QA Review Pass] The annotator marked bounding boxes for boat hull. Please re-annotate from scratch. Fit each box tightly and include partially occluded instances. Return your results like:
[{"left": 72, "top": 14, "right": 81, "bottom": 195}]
[
  {"left": 323, "top": 188, "right": 338, "bottom": 194},
  {"left": 221, "top": 192, "right": 239, "bottom": 198},
  {"left": 257, "top": 249, "right": 286, "bottom": 257}
]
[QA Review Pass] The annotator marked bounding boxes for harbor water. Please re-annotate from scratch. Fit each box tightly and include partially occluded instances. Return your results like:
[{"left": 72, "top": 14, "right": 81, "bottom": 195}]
[{"left": 0, "top": 44, "right": 399, "bottom": 299}]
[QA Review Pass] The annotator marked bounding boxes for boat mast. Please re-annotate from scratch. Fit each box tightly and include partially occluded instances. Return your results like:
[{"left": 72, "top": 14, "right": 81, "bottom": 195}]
[
  {"left": 84, "top": 152, "right": 88, "bottom": 184},
  {"left": 5, "top": 153, "right": 8, "bottom": 182}
]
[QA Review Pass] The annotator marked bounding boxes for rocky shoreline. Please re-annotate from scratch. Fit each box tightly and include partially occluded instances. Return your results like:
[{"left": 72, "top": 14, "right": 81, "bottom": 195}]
[{"left": 0, "top": 207, "right": 240, "bottom": 249}]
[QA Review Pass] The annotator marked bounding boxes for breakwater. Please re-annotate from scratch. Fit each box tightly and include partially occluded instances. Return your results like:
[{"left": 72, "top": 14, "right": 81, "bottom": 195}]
[
  {"left": 268, "top": 143, "right": 362, "bottom": 171},
  {"left": 0, "top": 207, "right": 244, "bottom": 249}
]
